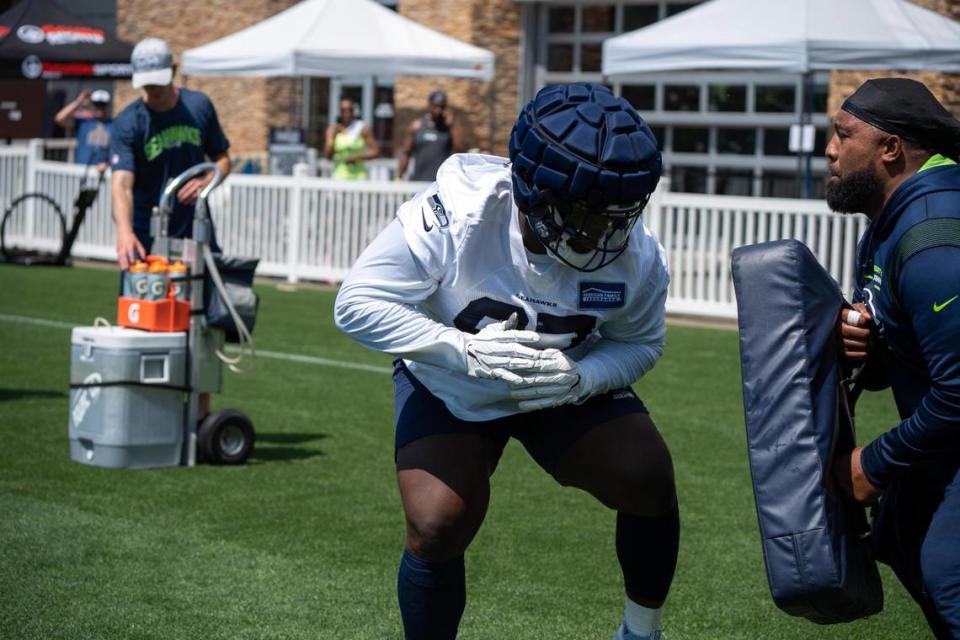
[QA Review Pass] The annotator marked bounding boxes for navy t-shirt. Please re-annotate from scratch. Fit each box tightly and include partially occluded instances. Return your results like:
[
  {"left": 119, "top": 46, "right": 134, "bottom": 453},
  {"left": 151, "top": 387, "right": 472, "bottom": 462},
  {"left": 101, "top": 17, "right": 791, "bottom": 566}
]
[
  {"left": 109, "top": 88, "right": 229, "bottom": 244},
  {"left": 74, "top": 117, "right": 112, "bottom": 166}
]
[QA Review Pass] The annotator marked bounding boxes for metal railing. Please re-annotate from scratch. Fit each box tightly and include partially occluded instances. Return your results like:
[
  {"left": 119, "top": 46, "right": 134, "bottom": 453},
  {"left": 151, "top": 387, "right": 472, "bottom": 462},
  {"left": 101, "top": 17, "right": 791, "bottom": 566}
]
[{"left": 1, "top": 141, "right": 865, "bottom": 320}]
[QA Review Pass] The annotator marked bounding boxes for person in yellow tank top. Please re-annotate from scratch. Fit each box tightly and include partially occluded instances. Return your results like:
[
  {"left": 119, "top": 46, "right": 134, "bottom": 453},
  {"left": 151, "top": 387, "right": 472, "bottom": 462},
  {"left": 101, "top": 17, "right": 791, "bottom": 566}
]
[{"left": 325, "top": 99, "right": 380, "bottom": 180}]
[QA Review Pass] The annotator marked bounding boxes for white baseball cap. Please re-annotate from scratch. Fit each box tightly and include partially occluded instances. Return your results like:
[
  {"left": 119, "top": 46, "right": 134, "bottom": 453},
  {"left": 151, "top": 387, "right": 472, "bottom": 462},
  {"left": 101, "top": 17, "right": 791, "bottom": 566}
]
[
  {"left": 90, "top": 89, "right": 111, "bottom": 104},
  {"left": 131, "top": 37, "right": 174, "bottom": 89}
]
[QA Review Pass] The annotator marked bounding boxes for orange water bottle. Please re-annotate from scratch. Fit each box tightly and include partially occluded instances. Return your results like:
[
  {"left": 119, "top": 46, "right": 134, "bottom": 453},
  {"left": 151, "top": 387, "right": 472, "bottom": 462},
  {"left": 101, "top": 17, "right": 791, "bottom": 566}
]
[
  {"left": 168, "top": 261, "right": 189, "bottom": 301},
  {"left": 146, "top": 258, "right": 169, "bottom": 301}
]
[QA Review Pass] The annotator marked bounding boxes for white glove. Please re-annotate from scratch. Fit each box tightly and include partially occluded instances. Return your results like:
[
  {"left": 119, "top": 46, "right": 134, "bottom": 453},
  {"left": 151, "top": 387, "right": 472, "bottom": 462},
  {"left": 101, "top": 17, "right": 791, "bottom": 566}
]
[
  {"left": 464, "top": 314, "right": 573, "bottom": 384},
  {"left": 508, "top": 348, "right": 595, "bottom": 411}
]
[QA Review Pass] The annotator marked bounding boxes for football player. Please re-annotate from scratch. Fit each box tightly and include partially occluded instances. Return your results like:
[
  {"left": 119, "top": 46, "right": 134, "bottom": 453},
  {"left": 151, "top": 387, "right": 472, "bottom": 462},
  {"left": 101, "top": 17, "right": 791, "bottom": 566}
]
[{"left": 335, "top": 83, "right": 677, "bottom": 640}]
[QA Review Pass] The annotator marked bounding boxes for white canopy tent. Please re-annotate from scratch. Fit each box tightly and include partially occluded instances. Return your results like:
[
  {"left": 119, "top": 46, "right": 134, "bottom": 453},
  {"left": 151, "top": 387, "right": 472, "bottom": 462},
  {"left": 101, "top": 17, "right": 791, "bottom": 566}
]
[
  {"left": 181, "top": 0, "right": 494, "bottom": 80},
  {"left": 602, "top": 0, "right": 960, "bottom": 76},
  {"left": 603, "top": 0, "right": 960, "bottom": 196}
]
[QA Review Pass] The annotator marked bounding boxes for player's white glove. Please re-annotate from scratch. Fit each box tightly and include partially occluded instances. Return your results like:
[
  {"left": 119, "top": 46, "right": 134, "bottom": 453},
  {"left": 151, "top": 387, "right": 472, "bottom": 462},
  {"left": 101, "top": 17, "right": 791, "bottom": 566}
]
[
  {"left": 508, "top": 349, "right": 596, "bottom": 411},
  {"left": 463, "top": 314, "right": 572, "bottom": 384}
]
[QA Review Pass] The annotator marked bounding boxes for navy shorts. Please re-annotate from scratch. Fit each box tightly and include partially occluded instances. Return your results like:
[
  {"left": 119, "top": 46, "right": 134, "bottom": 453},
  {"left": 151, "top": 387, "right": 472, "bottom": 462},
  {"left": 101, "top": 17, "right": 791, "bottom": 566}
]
[{"left": 393, "top": 360, "right": 649, "bottom": 476}]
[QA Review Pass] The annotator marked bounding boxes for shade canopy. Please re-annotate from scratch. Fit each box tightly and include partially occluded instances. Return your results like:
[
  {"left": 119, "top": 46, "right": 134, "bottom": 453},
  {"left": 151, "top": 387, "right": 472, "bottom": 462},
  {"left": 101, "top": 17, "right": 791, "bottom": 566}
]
[
  {"left": 182, "top": 0, "right": 494, "bottom": 80},
  {"left": 603, "top": 0, "right": 960, "bottom": 76},
  {"left": 0, "top": 0, "right": 133, "bottom": 79}
]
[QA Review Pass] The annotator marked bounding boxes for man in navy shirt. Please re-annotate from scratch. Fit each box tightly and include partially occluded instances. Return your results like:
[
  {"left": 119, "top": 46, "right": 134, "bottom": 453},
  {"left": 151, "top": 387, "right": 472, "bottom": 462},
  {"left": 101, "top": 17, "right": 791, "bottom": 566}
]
[
  {"left": 110, "top": 37, "right": 231, "bottom": 268},
  {"left": 830, "top": 78, "right": 960, "bottom": 639}
]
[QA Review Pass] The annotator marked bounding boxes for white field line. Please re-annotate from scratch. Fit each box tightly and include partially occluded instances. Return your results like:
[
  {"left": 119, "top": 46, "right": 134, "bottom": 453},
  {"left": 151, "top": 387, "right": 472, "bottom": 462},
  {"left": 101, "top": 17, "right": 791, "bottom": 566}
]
[{"left": 0, "top": 313, "right": 392, "bottom": 375}]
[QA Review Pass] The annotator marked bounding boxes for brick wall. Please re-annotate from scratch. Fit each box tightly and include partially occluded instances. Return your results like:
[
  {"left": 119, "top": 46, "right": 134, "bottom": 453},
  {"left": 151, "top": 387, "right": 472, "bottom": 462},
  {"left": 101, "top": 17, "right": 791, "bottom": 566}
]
[
  {"left": 114, "top": 0, "right": 298, "bottom": 152},
  {"left": 829, "top": 0, "right": 960, "bottom": 117},
  {"left": 394, "top": 0, "right": 521, "bottom": 157}
]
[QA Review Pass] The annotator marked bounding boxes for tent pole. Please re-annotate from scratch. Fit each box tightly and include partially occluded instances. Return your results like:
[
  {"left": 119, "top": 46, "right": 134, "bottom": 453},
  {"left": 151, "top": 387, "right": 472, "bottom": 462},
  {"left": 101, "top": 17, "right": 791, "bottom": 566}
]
[{"left": 802, "top": 71, "right": 814, "bottom": 199}]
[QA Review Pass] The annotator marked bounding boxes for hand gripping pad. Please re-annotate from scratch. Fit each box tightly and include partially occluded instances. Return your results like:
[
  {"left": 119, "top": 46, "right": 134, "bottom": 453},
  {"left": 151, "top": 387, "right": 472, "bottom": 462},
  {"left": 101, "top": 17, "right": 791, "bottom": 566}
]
[{"left": 732, "top": 240, "right": 883, "bottom": 624}]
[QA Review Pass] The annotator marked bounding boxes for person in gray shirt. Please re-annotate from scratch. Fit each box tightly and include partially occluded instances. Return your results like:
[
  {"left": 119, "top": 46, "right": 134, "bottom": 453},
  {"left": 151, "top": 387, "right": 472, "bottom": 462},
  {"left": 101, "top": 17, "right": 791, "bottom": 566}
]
[{"left": 397, "top": 91, "right": 464, "bottom": 182}]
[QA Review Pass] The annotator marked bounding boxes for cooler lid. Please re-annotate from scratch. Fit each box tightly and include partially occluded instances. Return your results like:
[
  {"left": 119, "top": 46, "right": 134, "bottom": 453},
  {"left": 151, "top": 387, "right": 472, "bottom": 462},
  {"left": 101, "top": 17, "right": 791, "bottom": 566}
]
[{"left": 71, "top": 326, "right": 186, "bottom": 350}]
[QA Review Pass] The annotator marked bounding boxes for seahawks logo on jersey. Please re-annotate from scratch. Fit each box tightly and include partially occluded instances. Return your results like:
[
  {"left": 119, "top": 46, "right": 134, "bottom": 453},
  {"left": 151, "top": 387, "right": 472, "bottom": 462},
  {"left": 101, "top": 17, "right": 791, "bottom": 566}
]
[{"left": 421, "top": 194, "right": 449, "bottom": 232}]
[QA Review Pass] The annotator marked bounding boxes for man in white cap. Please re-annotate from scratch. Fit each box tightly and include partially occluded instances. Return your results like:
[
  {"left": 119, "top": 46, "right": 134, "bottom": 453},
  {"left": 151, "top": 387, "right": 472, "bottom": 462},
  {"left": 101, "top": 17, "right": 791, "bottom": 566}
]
[
  {"left": 109, "top": 37, "right": 231, "bottom": 269},
  {"left": 54, "top": 88, "right": 113, "bottom": 169}
]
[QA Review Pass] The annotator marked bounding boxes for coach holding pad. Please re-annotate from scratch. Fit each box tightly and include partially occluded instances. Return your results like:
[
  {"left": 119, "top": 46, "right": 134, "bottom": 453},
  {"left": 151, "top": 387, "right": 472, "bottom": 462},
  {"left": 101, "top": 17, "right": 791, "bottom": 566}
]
[
  {"left": 110, "top": 37, "right": 231, "bottom": 269},
  {"left": 828, "top": 78, "right": 960, "bottom": 639}
]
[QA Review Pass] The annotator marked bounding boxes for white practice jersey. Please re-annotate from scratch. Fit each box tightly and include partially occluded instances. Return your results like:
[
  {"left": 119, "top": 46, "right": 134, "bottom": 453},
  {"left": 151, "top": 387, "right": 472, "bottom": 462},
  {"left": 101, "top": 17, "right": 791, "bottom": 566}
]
[{"left": 335, "top": 153, "right": 669, "bottom": 421}]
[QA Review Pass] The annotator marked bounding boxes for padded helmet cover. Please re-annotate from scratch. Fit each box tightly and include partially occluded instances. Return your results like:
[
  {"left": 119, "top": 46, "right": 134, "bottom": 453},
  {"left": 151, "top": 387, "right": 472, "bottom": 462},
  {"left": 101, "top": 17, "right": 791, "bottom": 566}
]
[{"left": 509, "top": 83, "right": 661, "bottom": 215}]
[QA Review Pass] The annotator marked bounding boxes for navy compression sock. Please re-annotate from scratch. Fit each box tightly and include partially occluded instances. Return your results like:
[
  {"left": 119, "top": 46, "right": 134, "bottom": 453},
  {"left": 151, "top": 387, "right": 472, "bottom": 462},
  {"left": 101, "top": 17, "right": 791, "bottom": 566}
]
[
  {"left": 616, "top": 505, "right": 680, "bottom": 606},
  {"left": 397, "top": 549, "right": 466, "bottom": 640}
]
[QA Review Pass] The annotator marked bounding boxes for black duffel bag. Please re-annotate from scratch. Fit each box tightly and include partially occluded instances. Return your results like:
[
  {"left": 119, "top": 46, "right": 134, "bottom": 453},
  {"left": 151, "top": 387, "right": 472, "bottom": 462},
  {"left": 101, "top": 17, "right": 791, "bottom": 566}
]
[{"left": 204, "top": 256, "right": 260, "bottom": 343}]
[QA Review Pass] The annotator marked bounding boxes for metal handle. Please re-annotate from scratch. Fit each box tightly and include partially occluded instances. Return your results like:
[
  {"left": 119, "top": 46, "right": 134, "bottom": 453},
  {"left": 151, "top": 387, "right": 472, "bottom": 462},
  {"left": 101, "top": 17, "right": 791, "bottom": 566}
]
[{"left": 157, "top": 162, "right": 222, "bottom": 216}]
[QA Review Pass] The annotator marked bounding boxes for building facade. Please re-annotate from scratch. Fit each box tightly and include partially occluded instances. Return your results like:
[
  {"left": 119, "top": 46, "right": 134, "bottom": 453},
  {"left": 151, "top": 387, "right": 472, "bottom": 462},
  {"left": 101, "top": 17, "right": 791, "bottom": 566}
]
[{"left": 104, "top": 0, "right": 959, "bottom": 196}]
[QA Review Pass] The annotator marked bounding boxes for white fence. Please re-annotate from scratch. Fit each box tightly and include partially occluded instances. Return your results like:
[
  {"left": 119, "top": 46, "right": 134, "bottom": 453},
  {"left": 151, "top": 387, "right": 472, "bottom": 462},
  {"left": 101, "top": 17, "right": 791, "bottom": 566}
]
[{"left": 1, "top": 140, "right": 865, "bottom": 320}]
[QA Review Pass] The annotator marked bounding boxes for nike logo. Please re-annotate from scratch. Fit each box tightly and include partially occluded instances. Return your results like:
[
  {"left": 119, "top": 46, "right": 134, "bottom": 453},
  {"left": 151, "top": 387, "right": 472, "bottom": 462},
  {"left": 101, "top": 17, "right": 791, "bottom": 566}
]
[
  {"left": 421, "top": 207, "right": 433, "bottom": 232},
  {"left": 933, "top": 295, "right": 958, "bottom": 313}
]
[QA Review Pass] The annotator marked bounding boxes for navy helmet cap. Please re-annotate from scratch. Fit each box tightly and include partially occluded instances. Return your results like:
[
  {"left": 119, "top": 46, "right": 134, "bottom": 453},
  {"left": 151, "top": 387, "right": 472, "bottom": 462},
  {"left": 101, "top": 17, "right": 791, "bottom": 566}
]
[{"left": 841, "top": 77, "right": 960, "bottom": 161}]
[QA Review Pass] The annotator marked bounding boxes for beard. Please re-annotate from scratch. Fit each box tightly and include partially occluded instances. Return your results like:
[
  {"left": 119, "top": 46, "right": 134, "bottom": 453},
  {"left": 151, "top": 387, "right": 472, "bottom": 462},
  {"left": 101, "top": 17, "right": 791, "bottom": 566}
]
[{"left": 825, "top": 168, "right": 884, "bottom": 214}]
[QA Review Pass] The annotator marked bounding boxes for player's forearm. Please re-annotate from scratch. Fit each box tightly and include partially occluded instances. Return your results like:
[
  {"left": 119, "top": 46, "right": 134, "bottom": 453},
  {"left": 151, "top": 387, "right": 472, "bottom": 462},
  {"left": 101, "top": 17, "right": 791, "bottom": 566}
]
[
  {"left": 54, "top": 97, "right": 83, "bottom": 128},
  {"left": 577, "top": 338, "right": 663, "bottom": 396},
  {"left": 861, "top": 383, "right": 960, "bottom": 487},
  {"left": 335, "top": 294, "right": 465, "bottom": 372},
  {"left": 111, "top": 181, "right": 134, "bottom": 234}
]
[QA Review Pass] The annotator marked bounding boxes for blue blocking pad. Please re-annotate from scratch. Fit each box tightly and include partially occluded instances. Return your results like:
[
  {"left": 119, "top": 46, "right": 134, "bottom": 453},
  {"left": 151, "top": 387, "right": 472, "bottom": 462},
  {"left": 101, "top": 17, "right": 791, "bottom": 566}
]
[{"left": 732, "top": 239, "right": 883, "bottom": 624}]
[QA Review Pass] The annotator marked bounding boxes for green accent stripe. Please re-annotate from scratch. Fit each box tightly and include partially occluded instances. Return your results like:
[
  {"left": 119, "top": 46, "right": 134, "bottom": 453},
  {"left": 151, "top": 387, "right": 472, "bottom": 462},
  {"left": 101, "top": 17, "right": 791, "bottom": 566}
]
[
  {"left": 918, "top": 154, "right": 957, "bottom": 173},
  {"left": 889, "top": 219, "right": 960, "bottom": 309}
]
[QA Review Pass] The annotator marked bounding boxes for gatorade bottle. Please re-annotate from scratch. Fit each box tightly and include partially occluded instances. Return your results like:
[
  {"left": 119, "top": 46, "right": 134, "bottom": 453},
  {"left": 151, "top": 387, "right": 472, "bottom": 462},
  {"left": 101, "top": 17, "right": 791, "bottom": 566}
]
[
  {"left": 168, "top": 261, "right": 189, "bottom": 301},
  {"left": 127, "top": 261, "right": 149, "bottom": 299},
  {"left": 146, "top": 258, "right": 169, "bottom": 301}
]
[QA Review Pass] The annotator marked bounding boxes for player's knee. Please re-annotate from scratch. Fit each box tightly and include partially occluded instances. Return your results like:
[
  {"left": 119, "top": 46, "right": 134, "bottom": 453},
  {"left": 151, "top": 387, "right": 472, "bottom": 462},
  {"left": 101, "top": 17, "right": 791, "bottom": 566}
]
[
  {"left": 405, "top": 498, "right": 476, "bottom": 560},
  {"left": 614, "top": 456, "right": 677, "bottom": 516}
]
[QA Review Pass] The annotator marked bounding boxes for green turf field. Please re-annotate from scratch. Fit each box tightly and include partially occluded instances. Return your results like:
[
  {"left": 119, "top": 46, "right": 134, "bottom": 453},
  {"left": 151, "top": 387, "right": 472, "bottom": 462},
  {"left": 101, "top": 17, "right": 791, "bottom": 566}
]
[{"left": 0, "top": 264, "right": 930, "bottom": 639}]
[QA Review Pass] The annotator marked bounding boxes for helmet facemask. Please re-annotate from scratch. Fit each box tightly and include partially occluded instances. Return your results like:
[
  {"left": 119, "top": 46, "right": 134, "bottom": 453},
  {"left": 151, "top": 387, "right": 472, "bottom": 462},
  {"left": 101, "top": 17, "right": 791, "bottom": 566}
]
[{"left": 524, "top": 189, "right": 649, "bottom": 272}]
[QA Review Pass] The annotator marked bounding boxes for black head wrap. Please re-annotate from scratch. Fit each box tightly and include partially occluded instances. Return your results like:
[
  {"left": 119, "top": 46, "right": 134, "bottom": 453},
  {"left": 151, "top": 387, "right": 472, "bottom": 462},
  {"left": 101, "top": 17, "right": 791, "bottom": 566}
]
[{"left": 841, "top": 78, "right": 960, "bottom": 161}]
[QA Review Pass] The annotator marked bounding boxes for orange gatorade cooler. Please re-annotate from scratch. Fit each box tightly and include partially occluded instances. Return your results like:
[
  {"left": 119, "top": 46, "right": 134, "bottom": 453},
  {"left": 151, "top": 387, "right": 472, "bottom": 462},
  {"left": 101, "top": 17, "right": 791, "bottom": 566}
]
[
  {"left": 146, "top": 258, "right": 169, "bottom": 301},
  {"left": 168, "top": 261, "right": 189, "bottom": 301}
]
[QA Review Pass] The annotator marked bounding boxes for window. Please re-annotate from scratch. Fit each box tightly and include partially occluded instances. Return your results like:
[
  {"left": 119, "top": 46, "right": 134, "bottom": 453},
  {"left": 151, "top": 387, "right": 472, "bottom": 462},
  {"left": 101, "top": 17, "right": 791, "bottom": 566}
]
[
  {"left": 762, "top": 128, "right": 791, "bottom": 156},
  {"left": 624, "top": 5, "right": 659, "bottom": 30},
  {"left": 582, "top": 5, "right": 615, "bottom": 32},
  {"left": 622, "top": 84, "right": 656, "bottom": 111},
  {"left": 762, "top": 172, "right": 800, "bottom": 198},
  {"left": 813, "top": 128, "right": 828, "bottom": 156},
  {"left": 813, "top": 84, "right": 829, "bottom": 114},
  {"left": 756, "top": 85, "right": 795, "bottom": 113},
  {"left": 581, "top": 43, "right": 603, "bottom": 72},
  {"left": 672, "top": 126, "right": 709, "bottom": 153},
  {"left": 649, "top": 125, "right": 666, "bottom": 151},
  {"left": 546, "top": 44, "right": 574, "bottom": 72},
  {"left": 664, "top": 85, "right": 700, "bottom": 111},
  {"left": 708, "top": 84, "right": 746, "bottom": 112},
  {"left": 671, "top": 166, "right": 708, "bottom": 193},
  {"left": 715, "top": 169, "right": 754, "bottom": 196},
  {"left": 717, "top": 128, "right": 756, "bottom": 155},
  {"left": 666, "top": 2, "right": 697, "bottom": 16},
  {"left": 547, "top": 6, "right": 575, "bottom": 33}
]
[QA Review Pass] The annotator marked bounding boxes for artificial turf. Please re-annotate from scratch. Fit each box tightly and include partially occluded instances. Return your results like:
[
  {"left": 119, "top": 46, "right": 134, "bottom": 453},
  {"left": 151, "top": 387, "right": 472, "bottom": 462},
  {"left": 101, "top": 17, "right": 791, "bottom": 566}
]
[{"left": 0, "top": 264, "right": 931, "bottom": 639}]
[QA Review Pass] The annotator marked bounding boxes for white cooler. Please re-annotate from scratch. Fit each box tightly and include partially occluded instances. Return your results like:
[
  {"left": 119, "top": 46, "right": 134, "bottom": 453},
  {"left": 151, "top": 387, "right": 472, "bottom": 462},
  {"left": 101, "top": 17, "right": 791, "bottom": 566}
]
[{"left": 69, "top": 326, "right": 188, "bottom": 469}]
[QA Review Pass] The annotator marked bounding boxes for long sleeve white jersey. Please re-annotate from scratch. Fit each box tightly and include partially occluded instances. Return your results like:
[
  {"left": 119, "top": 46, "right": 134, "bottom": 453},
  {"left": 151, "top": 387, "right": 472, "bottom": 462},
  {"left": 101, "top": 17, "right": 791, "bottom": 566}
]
[{"left": 334, "top": 153, "right": 669, "bottom": 422}]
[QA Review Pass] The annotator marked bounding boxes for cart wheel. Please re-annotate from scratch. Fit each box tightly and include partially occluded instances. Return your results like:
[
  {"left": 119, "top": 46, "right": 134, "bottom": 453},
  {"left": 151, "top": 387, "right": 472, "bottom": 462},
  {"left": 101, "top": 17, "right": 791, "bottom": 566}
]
[{"left": 198, "top": 409, "right": 255, "bottom": 465}]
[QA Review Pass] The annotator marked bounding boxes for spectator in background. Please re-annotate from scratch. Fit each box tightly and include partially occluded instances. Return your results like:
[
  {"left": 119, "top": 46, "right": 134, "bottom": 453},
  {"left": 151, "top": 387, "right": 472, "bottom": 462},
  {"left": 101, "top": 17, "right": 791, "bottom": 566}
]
[
  {"left": 54, "top": 89, "right": 112, "bottom": 170},
  {"left": 397, "top": 90, "right": 464, "bottom": 182},
  {"left": 325, "top": 99, "right": 380, "bottom": 180}
]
